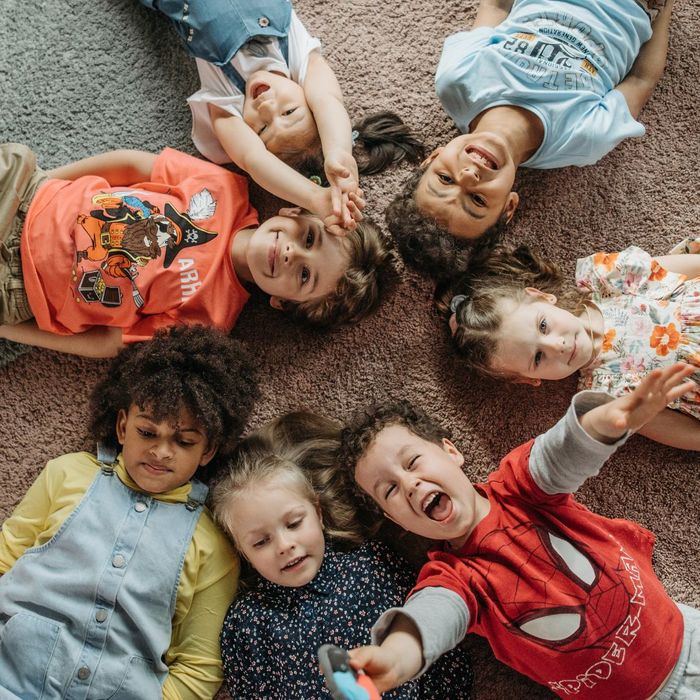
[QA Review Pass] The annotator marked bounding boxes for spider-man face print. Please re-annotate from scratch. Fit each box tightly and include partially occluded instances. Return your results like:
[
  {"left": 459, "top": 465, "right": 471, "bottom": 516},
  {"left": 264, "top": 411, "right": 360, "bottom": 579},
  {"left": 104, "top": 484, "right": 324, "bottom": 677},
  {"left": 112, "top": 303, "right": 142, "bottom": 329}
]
[{"left": 478, "top": 522, "right": 635, "bottom": 653}]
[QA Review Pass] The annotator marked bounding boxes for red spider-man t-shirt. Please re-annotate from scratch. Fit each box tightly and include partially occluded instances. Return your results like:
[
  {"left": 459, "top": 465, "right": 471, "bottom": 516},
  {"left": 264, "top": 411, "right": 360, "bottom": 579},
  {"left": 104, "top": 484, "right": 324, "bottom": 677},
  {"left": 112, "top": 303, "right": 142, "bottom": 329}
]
[{"left": 412, "top": 440, "right": 682, "bottom": 699}]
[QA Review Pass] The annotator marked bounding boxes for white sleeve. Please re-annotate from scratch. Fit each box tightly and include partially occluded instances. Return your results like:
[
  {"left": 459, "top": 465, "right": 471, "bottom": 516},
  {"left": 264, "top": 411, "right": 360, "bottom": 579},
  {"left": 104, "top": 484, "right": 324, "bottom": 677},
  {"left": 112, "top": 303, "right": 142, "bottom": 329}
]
[
  {"left": 287, "top": 9, "right": 322, "bottom": 86},
  {"left": 371, "top": 587, "right": 469, "bottom": 678},
  {"left": 529, "top": 390, "right": 630, "bottom": 495}
]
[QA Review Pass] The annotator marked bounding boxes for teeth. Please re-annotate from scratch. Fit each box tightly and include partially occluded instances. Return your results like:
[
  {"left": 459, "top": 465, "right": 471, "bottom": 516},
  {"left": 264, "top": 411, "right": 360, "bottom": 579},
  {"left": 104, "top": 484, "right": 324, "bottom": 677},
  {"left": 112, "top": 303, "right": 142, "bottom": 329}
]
[
  {"left": 467, "top": 149, "right": 496, "bottom": 168},
  {"left": 422, "top": 491, "right": 441, "bottom": 513}
]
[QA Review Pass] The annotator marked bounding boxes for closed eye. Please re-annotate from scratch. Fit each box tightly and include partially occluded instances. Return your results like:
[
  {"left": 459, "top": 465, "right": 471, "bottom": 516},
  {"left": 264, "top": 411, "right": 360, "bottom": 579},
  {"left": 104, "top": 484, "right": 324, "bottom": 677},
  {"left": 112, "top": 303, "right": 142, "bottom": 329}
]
[
  {"left": 137, "top": 428, "right": 156, "bottom": 438},
  {"left": 384, "top": 484, "right": 396, "bottom": 500},
  {"left": 252, "top": 536, "right": 269, "bottom": 548},
  {"left": 257, "top": 125, "right": 267, "bottom": 135},
  {"left": 288, "top": 518, "right": 303, "bottom": 530}
]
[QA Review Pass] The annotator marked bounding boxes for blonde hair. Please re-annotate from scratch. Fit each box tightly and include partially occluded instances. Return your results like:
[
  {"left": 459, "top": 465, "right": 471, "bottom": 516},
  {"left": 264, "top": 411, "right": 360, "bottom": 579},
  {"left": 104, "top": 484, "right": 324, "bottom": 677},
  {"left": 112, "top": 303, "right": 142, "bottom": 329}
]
[
  {"left": 437, "top": 244, "right": 588, "bottom": 380},
  {"left": 285, "top": 218, "right": 397, "bottom": 328},
  {"left": 210, "top": 412, "right": 364, "bottom": 549}
]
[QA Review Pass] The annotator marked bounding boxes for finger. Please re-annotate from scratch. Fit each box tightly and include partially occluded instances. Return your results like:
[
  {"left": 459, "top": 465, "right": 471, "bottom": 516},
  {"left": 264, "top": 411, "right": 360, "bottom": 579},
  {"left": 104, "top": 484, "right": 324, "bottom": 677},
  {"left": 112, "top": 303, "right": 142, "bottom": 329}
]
[
  {"left": 330, "top": 184, "right": 342, "bottom": 218},
  {"left": 665, "top": 379, "right": 697, "bottom": 403},
  {"left": 661, "top": 362, "right": 695, "bottom": 390},
  {"left": 340, "top": 193, "right": 353, "bottom": 228},
  {"left": 327, "top": 223, "right": 348, "bottom": 237}
]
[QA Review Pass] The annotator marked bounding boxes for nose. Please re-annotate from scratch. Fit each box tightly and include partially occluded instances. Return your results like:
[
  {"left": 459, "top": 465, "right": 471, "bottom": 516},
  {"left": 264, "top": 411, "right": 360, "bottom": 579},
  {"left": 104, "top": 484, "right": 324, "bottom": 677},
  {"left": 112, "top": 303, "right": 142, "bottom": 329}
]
[
  {"left": 150, "top": 441, "right": 173, "bottom": 461},
  {"left": 406, "top": 475, "right": 422, "bottom": 500},
  {"left": 457, "top": 165, "right": 479, "bottom": 186},
  {"left": 543, "top": 335, "right": 567, "bottom": 354},
  {"left": 277, "top": 532, "right": 295, "bottom": 555},
  {"left": 282, "top": 241, "right": 304, "bottom": 266}
]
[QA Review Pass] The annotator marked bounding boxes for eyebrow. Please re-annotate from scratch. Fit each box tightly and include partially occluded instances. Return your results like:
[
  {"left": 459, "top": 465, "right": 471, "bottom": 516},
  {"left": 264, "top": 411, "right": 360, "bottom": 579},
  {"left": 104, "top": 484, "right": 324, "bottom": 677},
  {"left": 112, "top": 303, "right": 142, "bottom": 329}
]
[{"left": 426, "top": 182, "right": 485, "bottom": 221}]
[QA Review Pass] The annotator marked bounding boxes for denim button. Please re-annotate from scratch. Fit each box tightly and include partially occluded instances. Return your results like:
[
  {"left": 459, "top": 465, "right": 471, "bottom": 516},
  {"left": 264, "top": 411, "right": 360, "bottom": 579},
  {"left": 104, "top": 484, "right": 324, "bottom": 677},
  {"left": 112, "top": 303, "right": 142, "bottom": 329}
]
[
  {"left": 258, "top": 16, "right": 270, "bottom": 27},
  {"left": 112, "top": 554, "right": 126, "bottom": 568},
  {"left": 77, "top": 666, "right": 91, "bottom": 680},
  {"left": 134, "top": 501, "right": 147, "bottom": 512},
  {"left": 95, "top": 609, "right": 108, "bottom": 623}
]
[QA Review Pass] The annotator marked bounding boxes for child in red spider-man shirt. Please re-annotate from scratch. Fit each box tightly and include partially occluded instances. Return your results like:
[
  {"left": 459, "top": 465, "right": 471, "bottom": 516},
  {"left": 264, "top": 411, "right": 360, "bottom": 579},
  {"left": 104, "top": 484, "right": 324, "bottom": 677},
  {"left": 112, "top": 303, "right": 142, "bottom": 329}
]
[{"left": 338, "top": 363, "right": 699, "bottom": 700}]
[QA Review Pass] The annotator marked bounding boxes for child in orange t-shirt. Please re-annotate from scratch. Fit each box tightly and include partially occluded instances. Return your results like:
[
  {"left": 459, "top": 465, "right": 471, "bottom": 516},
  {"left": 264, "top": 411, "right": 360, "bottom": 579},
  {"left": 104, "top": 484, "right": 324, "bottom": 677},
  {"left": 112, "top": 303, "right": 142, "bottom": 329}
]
[{"left": 0, "top": 143, "right": 389, "bottom": 358}]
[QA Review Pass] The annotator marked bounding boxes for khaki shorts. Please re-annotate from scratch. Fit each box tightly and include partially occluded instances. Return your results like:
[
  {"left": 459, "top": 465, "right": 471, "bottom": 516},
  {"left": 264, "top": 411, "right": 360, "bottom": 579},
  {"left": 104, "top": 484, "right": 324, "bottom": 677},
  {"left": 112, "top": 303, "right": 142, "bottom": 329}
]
[{"left": 0, "top": 143, "right": 48, "bottom": 325}]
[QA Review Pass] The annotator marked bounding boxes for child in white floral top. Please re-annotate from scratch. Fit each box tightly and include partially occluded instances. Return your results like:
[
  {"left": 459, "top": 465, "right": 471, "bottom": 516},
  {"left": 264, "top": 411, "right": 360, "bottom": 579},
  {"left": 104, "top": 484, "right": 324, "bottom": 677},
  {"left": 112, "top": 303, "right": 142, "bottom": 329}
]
[{"left": 443, "top": 240, "right": 700, "bottom": 451}]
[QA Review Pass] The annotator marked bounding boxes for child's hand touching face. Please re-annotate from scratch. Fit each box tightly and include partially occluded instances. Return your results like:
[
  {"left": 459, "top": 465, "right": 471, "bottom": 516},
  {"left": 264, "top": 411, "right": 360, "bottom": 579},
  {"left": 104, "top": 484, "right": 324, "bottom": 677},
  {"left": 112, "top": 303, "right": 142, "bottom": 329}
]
[
  {"left": 320, "top": 191, "right": 365, "bottom": 237},
  {"left": 581, "top": 362, "right": 697, "bottom": 443},
  {"left": 324, "top": 149, "right": 363, "bottom": 228}
]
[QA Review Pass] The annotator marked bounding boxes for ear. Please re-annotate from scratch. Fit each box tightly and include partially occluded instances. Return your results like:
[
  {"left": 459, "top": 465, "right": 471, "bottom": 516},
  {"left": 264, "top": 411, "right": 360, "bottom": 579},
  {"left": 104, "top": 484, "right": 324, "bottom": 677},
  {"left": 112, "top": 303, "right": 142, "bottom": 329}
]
[
  {"left": 269, "top": 296, "right": 285, "bottom": 311},
  {"left": 524, "top": 287, "right": 557, "bottom": 305},
  {"left": 441, "top": 438, "right": 466, "bottom": 468},
  {"left": 512, "top": 376, "right": 542, "bottom": 387},
  {"left": 278, "top": 207, "right": 302, "bottom": 218},
  {"left": 420, "top": 148, "right": 443, "bottom": 169},
  {"left": 502, "top": 192, "right": 520, "bottom": 223},
  {"left": 199, "top": 442, "right": 218, "bottom": 467},
  {"left": 116, "top": 408, "right": 128, "bottom": 446}
]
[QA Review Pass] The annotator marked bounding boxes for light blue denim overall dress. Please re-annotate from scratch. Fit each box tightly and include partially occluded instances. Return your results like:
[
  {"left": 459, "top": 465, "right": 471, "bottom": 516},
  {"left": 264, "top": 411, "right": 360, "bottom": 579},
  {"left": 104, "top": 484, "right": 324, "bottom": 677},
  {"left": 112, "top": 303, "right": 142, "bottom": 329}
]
[
  {"left": 0, "top": 446, "right": 208, "bottom": 699},
  {"left": 140, "top": 0, "right": 292, "bottom": 90}
]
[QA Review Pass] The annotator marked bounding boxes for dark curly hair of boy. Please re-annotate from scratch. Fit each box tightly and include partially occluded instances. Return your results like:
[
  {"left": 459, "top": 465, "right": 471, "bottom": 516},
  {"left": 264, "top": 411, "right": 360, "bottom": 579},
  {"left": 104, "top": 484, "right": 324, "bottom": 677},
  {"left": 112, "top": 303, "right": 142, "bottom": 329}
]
[
  {"left": 88, "top": 324, "right": 258, "bottom": 480},
  {"left": 385, "top": 168, "right": 508, "bottom": 280},
  {"left": 339, "top": 399, "right": 452, "bottom": 516}
]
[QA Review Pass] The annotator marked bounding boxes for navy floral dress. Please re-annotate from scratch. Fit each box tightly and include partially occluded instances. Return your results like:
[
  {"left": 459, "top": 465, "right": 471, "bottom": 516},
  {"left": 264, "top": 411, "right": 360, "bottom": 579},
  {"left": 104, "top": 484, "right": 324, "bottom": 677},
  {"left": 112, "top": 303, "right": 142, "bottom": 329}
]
[{"left": 220, "top": 539, "right": 473, "bottom": 699}]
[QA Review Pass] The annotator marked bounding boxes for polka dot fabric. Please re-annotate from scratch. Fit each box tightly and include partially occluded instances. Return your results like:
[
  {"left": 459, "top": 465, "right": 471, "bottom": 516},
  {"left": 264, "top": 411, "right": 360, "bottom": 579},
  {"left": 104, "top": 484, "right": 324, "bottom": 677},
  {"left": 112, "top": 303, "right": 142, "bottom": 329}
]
[{"left": 220, "top": 540, "right": 474, "bottom": 698}]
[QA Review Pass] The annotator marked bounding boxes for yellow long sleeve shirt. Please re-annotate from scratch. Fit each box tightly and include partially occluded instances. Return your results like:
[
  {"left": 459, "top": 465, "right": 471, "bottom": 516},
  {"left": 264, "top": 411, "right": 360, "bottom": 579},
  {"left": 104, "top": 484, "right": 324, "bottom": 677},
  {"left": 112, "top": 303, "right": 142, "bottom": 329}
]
[{"left": 0, "top": 451, "right": 239, "bottom": 700}]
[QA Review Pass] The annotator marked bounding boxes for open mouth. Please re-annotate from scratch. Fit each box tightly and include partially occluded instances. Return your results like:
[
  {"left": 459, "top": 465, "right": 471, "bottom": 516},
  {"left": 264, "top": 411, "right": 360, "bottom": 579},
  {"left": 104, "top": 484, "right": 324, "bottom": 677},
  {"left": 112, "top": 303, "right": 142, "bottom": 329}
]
[
  {"left": 421, "top": 490, "right": 453, "bottom": 522},
  {"left": 252, "top": 82, "right": 270, "bottom": 100},
  {"left": 268, "top": 232, "right": 279, "bottom": 275},
  {"left": 466, "top": 146, "right": 498, "bottom": 170},
  {"left": 282, "top": 555, "right": 308, "bottom": 571}
]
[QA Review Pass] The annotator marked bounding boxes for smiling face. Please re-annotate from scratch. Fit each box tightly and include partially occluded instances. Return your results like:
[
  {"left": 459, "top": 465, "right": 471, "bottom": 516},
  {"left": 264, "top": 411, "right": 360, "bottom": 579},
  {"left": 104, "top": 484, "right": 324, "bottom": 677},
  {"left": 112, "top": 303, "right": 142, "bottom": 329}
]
[
  {"left": 242, "top": 71, "right": 318, "bottom": 156},
  {"left": 244, "top": 210, "right": 351, "bottom": 306},
  {"left": 414, "top": 133, "right": 519, "bottom": 240},
  {"left": 355, "top": 424, "right": 488, "bottom": 546},
  {"left": 229, "top": 475, "right": 326, "bottom": 588},
  {"left": 116, "top": 404, "right": 216, "bottom": 494},
  {"left": 491, "top": 290, "right": 594, "bottom": 384}
]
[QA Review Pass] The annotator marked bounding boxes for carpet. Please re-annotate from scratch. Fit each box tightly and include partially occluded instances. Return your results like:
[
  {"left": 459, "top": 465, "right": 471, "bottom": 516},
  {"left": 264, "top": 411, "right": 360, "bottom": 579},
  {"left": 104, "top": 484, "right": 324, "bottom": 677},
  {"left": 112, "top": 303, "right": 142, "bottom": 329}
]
[{"left": 1, "top": 1, "right": 698, "bottom": 698}]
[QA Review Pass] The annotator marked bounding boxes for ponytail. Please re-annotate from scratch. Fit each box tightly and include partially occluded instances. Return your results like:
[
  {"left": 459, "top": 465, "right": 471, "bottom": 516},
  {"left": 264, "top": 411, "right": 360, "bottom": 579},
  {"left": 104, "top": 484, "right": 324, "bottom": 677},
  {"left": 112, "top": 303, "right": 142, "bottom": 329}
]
[{"left": 352, "top": 111, "right": 424, "bottom": 175}]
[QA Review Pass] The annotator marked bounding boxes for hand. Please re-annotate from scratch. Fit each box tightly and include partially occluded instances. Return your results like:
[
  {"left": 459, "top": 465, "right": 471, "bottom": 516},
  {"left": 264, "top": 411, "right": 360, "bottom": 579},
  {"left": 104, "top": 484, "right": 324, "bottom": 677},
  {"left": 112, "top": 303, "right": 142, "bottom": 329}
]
[
  {"left": 582, "top": 362, "right": 697, "bottom": 443},
  {"left": 324, "top": 149, "right": 362, "bottom": 227},
  {"left": 318, "top": 191, "right": 365, "bottom": 237},
  {"left": 348, "top": 645, "right": 405, "bottom": 693}
]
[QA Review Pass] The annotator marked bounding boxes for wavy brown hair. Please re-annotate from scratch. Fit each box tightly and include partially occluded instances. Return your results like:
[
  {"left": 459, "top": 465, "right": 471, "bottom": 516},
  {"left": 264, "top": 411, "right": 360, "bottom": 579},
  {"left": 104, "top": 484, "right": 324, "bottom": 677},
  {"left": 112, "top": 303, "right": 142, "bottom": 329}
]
[
  {"left": 284, "top": 217, "right": 398, "bottom": 327},
  {"left": 436, "top": 244, "right": 587, "bottom": 380}
]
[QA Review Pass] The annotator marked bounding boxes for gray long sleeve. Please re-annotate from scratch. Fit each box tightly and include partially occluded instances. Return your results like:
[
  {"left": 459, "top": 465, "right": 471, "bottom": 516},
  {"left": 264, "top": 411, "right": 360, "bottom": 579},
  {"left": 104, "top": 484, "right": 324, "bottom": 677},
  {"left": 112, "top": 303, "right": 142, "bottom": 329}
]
[
  {"left": 371, "top": 587, "right": 470, "bottom": 677},
  {"left": 529, "top": 390, "right": 629, "bottom": 495}
]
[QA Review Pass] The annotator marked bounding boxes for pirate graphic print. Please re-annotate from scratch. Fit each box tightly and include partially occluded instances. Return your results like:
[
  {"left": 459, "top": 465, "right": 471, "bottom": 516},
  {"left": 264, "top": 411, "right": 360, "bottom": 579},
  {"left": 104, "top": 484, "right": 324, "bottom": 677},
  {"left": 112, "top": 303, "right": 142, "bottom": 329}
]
[{"left": 74, "top": 189, "right": 218, "bottom": 309}]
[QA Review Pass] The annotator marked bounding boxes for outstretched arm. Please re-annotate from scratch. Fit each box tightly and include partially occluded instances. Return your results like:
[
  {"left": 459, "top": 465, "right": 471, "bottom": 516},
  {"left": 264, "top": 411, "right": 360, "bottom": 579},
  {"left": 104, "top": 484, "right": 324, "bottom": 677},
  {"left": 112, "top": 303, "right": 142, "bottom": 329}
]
[
  {"left": 303, "top": 51, "right": 361, "bottom": 227},
  {"left": 46, "top": 150, "right": 157, "bottom": 185},
  {"left": 636, "top": 408, "right": 700, "bottom": 451},
  {"left": 0, "top": 320, "right": 123, "bottom": 358},
  {"left": 471, "top": 0, "right": 514, "bottom": 28},
  {"left": 581, "top": 362, "right": 696, "bottom": 443},
  {"left": 208, "top": 105, "right": 350, "bottom": 233},
  {"left": 653, "top": 253, "right": 700, "bottom": 279},
  {"left": 616, "top": 0, "right": 674, "bottom": 119}
]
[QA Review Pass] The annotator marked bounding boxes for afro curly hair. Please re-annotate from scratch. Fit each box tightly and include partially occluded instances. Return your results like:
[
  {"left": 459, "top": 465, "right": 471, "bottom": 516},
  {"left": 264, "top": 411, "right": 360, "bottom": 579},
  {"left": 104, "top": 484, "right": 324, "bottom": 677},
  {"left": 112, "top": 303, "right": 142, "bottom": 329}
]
[{"left": 88, "top": 324, "right": 258, "bottom": 481}]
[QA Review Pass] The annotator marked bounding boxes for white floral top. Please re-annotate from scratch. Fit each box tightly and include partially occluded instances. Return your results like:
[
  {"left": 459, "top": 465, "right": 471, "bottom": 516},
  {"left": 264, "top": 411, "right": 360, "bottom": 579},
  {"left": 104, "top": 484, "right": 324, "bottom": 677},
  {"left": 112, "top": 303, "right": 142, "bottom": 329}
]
[{"left": 576, "top": 244, "right": 700, "bottom": 420}]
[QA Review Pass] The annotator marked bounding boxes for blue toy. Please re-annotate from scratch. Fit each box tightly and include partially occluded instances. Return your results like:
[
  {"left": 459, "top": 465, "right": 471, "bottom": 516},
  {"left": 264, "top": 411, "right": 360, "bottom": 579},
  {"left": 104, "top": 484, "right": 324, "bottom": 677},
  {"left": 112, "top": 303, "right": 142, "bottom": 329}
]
[{"left": 319, "top": 644, "right": 381, "bottom": 700}]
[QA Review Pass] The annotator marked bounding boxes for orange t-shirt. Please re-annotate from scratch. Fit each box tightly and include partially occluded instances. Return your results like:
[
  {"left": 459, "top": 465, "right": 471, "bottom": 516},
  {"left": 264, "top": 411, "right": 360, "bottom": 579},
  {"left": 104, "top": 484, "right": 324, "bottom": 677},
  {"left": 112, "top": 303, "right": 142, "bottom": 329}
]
[{"left": 21, "top": 148, "right": 259, "bottom": 341}]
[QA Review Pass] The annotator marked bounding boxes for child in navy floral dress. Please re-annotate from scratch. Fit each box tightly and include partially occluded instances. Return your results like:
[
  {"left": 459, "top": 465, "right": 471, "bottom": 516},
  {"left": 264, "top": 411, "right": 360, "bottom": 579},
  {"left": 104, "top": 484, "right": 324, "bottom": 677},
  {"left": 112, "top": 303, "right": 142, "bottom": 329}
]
[{"left": 210, "top": 411, "right": 473, "bottom": 699}]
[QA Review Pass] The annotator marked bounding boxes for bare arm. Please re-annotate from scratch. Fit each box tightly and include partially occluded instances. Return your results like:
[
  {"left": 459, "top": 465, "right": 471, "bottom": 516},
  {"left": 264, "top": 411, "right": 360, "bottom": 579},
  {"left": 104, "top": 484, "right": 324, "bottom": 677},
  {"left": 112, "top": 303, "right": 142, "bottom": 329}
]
[
  {"left": 208, "top": 105, "right": 329, "bottom": 215},
  {"left": 0, "top": 320, "right": 123, "bottom": 358},
  {"left": 46, "top": 150, "right": 157, "bottom": 185},
  {"left": 304, "top": 52, "right": 359, "bottom": 225},
  {"left": 653, "top": 254, "right": 700, "bottom": 278},
  {"left": 471, "top": 0, "right": 514, "bottom": 28},
  {"left": 637, "top": 408, "right": 700, "bottom": 451},
  {"left": 616, "top": 0, "right": 674, "bottom": 119}
]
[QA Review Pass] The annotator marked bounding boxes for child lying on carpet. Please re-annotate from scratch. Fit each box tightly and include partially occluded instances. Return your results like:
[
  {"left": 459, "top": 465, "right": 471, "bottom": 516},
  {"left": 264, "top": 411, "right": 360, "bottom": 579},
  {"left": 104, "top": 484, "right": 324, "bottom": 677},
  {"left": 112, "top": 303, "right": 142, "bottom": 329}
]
[
  {"left": 385, "top": 0, "right": 674, "bottom": 276},
  {"left": 443, "top": 241, "right": 700, "bottom": 451},
  {"left": 139, "top": 0, "right": 423, "bottom": 234},
  {"left": 0, "top": 324, "right": 257, "bottom": 699},
  {"left": 209, "top": 411, "right": 473, "bottom": 699},
  {"left": 0, "top": 143, "right": 392, "bottom": 359},
  {"left": 338, "top": 364, "right": 699, "bottom": 699}
]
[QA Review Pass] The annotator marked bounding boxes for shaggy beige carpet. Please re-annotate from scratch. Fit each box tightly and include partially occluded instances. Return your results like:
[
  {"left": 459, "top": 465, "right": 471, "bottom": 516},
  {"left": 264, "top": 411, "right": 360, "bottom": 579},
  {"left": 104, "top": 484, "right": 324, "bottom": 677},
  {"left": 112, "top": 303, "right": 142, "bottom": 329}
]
[{"left": 1, "top": 1, "right": 698, "bottom": 698}]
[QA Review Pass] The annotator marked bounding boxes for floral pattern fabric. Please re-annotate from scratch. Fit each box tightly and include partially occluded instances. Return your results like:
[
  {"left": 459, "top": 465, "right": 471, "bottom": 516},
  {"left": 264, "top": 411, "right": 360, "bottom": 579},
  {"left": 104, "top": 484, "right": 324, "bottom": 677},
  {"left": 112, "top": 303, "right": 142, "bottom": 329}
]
[
  {"left": 220, "top": 540, "right": 474, "bottom": 699},
  {"left": 575, "top": 243, "right": 700, "bottom": 419}
]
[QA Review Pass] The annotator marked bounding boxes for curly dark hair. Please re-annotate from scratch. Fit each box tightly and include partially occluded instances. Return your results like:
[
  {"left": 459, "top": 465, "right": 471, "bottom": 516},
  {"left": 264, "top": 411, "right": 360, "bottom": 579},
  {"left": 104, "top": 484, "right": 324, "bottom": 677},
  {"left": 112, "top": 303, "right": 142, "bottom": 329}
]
[
  {"left": 435, "top": 244, "right": 588, "bottom": 380},
  {"left": 338, "top": 400, "right": 452, "bottom": 516},
  {"left": 88, "top": 324, "right": 258, "bottom": 480},
  {"left": 385, "top": 167, "right": 508, "bottom": 280},
  {"left": 284, "top": 217, "right": 399, "bottom": 327}
]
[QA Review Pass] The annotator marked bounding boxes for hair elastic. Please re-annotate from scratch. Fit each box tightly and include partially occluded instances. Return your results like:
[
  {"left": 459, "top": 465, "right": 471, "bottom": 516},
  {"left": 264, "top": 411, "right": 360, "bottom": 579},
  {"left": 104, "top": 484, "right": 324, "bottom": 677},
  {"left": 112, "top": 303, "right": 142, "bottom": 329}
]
[
  {"left": 450, "top": 294, "right": 467, "bottom": 314},
  {"left": 351, "top": 129, "right": 360, "bottom": 146}
]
